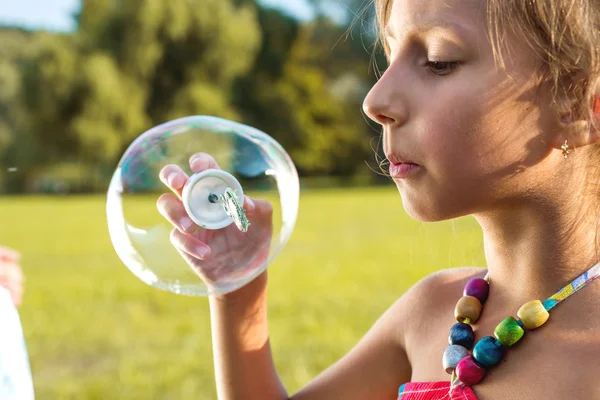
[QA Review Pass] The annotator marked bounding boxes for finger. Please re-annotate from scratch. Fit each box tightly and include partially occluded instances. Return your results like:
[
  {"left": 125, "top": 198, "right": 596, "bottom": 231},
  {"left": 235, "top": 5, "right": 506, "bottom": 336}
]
[
  {"left": 174, "top": 248, "right": 220, "bottom": 287},
  {"left": 243, "top": 195, "right": 256, "bottom": 214},
  {"left": 170, "top": 228, "right": 211, "bottom": 260},
  {"left": 244, "top": 197, "right": 273, "bottom": 244},
  {"left": 245, "top": 196, "right": 272, "bottom": 219},
  {"left": 157, "top": 193, "right": 196, "bottom": 234},
  {"left": 159, "top": 164, "right": 188, "bottom": 199},
  {"left": 0, "top": 247, "right": 20, "bottom": 262},
  {"left": 189, "top": 153, "right": 221, "bottom": 173}
]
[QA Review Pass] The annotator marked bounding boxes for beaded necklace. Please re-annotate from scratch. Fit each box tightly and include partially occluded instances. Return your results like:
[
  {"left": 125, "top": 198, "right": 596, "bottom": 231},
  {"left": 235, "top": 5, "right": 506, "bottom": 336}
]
[{"left": 443, "top": 261, "right": 600, "bottom": 387}]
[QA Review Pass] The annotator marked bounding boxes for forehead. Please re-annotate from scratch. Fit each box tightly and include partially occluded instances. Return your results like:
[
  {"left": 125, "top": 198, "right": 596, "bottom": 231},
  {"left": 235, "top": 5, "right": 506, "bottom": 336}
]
[{"left": 385, "top": 0, "right": 485, "bottom": 38}]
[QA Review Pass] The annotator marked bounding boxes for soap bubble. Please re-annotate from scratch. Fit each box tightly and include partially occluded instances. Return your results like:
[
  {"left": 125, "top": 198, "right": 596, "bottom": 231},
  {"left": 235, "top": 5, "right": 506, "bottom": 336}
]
[{"left": 106, "top": 116, "right": 299, "bottom": 296}]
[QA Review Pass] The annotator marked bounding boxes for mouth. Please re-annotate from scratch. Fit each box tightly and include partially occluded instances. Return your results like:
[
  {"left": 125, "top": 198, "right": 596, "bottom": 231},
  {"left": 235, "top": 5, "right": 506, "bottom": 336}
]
[
  {"left": 389, "top": 162, "right": 422, "bottom": 179},
  {"left": 386, "top": 152, "right": 418, "bottom": 165},
  {"left": 386, "top": 153, "right": 422, "bottom": 179}
]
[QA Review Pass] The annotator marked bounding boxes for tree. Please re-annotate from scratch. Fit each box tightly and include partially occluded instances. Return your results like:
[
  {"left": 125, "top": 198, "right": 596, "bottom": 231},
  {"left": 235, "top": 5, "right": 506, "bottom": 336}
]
[
  {"left": 77, "top": 0, "right": 261, "bottom": 123},
  {"left": 0, "top": 28, "right": 43, "bottom": 192},
  {"left": 236, "top": 14, "right": 374, "bottom": 176},
  {"left": 11, "top": 0, "right": 263, "bottom": 191},
  {"left": 1, "top": 0, "right": 388, "bottom": 192}
]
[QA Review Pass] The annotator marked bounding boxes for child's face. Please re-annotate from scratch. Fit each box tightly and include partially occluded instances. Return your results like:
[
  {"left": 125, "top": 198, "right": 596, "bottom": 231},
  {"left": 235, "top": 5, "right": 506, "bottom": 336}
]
[{"left": 364, "top": 0, "right": 561, "bottom": 222}]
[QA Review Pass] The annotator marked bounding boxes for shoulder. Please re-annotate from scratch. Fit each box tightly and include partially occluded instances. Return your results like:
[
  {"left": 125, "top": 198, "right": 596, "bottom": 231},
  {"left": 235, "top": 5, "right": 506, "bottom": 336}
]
[
  {"left": 407, "top": 267, "right": 485, "bottom": 303},
  {"left": 390, "top": 267, "right": 485, "bottom": 346},
  {"left": 395, "top": 267, "right": 485, "bottom": 312}
]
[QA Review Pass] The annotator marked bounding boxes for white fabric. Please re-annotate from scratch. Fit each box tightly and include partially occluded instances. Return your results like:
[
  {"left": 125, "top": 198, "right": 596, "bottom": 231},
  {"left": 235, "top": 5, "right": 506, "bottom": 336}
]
[{"left": 0, "top": 286, "right": 34, "bottom": 399}]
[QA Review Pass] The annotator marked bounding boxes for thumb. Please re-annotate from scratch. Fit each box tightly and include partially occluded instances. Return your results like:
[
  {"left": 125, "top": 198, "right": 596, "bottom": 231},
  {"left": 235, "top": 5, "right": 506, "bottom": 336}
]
[
  {"left": 245, "top": 196, "right": 273, "bottom": 220},
  {"left": 244, "top": 195, "right": 256, "bottom": 214}
]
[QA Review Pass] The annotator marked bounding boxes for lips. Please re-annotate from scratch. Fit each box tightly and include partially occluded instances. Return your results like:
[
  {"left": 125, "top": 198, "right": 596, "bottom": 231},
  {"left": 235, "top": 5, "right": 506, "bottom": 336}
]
[
  {"left": 389, "top": 162, "right": 421, "bottom": 178},
  {"left": 386, "top": 152, "right": 419, "bottom": 166},
  {"left": 386, "top": 152, "right": 422, "bottom": 179}
]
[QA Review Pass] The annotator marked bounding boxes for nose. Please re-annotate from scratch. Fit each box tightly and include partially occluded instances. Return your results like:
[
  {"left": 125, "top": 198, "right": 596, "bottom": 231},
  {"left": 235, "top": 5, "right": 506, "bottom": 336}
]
[{"left": 362, "top": 64, "right": 407, "bottom": 126}]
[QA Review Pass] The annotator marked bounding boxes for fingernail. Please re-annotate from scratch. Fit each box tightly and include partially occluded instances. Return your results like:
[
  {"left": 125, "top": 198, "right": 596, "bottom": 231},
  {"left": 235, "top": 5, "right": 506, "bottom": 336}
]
[
  {"left": 245, "top": 196, "right": 255, "bottom": 213},
  {"left": 197, "top": 246, "right": 210, "bottom": 258},
  {"left": 180, "top": 216, "right": 194, "bottom": 231},
  {"left": 190, "top": 157, "right": 204, "bottom": 172},
  {"left": 168, "top": 172, "right": 182, "bottom": 188}
]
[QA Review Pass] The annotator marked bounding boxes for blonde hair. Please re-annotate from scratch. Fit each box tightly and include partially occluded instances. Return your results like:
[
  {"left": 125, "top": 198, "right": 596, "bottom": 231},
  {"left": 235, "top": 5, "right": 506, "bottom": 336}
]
[{"left": 373, "top": 0, "right": 600, "bottom": 134}]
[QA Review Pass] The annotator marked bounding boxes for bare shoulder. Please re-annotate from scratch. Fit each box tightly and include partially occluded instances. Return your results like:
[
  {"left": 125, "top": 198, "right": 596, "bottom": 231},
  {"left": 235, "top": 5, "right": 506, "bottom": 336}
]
[
  {"left": 390, "top": 267, "right": 486, "bottom": 347},
  {"left": 394, "top": 267, "right": 485, "bottom": 313},
  {"left": 290, "top": 267, "right": 485, "bottom": 399},
  {"left": 407, "top": 267, "right": 485, "bottom": 305}
]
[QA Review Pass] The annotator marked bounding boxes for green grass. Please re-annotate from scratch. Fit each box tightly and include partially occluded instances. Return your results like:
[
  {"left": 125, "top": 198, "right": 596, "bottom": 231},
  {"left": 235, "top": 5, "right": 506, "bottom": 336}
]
[{"left": 0, "top": 187, "right": 486, "bottom": 399}]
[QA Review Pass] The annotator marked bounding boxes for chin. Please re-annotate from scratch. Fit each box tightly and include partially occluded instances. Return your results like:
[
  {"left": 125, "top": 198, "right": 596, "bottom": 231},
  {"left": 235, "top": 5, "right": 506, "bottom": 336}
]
[
  {"left": 400, "top": 193, "right": 465, "bottom": 223},
  {"left": 404, "top": 205, "right": 446, "bottom": 222}
]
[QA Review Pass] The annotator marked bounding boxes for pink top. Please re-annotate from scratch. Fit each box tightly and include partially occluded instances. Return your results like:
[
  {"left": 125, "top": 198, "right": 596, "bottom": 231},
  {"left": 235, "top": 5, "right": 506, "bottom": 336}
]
[{"left": 398, "top": 381, "right": 478, "bottom": 400}]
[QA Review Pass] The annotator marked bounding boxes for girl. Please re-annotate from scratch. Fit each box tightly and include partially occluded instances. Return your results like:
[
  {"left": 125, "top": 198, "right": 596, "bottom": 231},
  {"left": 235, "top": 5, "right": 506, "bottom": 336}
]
[{"left": 157, "top": 0, "right": 600, "bottom": 398}]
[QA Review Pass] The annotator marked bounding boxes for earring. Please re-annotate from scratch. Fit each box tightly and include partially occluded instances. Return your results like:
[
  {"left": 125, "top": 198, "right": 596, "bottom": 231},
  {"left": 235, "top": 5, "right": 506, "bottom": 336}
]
[{"left": 561, "top": 139, "right": 570, "bottom": 159}]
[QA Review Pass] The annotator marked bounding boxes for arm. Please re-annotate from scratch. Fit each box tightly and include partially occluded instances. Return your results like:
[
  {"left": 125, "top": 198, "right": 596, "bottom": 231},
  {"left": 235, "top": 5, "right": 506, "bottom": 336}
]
[
  {"left": 210, "top": 271, "right": 288, "bottom": 400},
  {"left": 210, "top": 271, "right": 420, "bottom": 400},
  {"left": 162, "top": 154, "right": 421, "bottom": 399}
]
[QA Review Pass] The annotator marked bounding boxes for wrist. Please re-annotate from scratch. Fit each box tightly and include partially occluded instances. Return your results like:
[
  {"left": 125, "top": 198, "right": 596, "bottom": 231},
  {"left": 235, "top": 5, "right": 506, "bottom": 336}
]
[{"left": 209, "top": 270, "right": 268, "bottom": 307}]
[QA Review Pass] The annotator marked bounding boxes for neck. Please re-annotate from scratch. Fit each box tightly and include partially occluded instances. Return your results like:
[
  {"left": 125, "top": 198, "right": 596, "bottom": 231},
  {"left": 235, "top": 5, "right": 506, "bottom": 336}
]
[{"left": 474, "top": 198, "right": 600, "bottom": 307}]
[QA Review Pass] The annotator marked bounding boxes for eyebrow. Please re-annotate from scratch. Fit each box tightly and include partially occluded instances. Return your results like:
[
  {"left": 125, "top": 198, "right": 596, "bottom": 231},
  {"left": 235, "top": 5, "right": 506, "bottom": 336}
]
[{"left": 383, "top": 19, "right": 474, "bottom": 40}]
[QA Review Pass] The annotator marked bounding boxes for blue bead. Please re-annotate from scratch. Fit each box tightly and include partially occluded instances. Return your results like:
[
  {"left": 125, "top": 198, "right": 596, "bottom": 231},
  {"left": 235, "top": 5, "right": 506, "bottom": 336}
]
[
  {"left": 473, "top": 336, "right": 505, "bottom": 368},
  {"left": 516, "top": 319, "right": 525, "bottom": 329},
  {"left": 448, "top": 322, "right": 475, "bottom": 348}
]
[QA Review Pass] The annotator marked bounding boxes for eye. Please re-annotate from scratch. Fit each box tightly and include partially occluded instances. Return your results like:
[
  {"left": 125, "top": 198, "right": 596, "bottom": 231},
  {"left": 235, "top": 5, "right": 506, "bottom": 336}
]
[{"left": 426, "top": 61, "right": 459, "bottom": 76}]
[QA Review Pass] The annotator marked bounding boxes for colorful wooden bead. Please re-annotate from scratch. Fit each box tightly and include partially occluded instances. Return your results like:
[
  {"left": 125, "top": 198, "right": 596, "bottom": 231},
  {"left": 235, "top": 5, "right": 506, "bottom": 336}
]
[
  {"left": 455, "top": 355, "right": 486, "bottom": 386},
  {"left": 517, "top": 300, "right": 550, "bottom": 329},
  {"left": 443, "top": 344, "right": 470, "bottom": 374},
  {"left": 516, "top": 319, "right": 525, "bottom": 329},
  {"left": 494, "top": 316, "right": 524, "bottom": 347},
  {"left": 455, "top": 296, "right": 482, "bottom": 324},
  {"left": 472, "top": 336, "right": 505, "bottom": 368},
  {"left": 464, "top": 277, "right": 489, "bottom": 304},
  {"left": 448, "top": 322, "right": 475, "bottom": 348}
]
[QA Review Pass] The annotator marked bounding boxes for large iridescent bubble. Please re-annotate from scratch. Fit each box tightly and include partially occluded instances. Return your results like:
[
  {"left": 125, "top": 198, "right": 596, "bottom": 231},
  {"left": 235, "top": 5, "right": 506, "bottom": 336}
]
[{"left": 106, "top": 116, "right": 299, "bottom": 296}]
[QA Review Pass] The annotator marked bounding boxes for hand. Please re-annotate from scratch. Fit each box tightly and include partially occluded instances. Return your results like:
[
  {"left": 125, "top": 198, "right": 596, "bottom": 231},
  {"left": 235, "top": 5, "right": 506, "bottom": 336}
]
[
  {"left": 156, "top": 153, "right": 273, "bottom": 292},
  {"left": 0, "top": 246, "right": 23, "bottom": 307}
]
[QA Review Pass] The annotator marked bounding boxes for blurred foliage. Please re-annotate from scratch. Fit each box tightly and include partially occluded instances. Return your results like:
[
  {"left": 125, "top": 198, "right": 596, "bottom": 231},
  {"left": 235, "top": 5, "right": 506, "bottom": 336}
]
[{"left": 0, "top": 0, "right": 387, "bottom": 193}]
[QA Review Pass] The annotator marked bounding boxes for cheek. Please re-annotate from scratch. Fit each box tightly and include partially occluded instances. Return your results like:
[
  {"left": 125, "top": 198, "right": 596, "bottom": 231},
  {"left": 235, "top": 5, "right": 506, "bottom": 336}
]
[
  {"left": 397, "top": 58, "right": 549, "bottom": 221},
  {"left": 421, "top": 82, "right": 543, "bottom": 186},
  {"left": 419, "top": 100, "right": 493, "bottom": 182},
  {"left": 405, "top": 85, "right": 547, "bottom": 224}
]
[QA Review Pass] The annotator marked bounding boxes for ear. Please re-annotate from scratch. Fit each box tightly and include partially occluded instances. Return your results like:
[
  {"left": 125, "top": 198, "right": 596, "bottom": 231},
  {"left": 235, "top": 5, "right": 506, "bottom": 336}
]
[{"left": 551, "top": 95, "right": 600, "bottom": 151}]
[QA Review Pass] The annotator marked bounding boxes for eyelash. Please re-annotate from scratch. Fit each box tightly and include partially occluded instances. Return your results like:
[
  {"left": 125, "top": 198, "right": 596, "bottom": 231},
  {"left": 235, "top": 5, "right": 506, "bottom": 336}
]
[{"left": 425, "top": 61, "right": 459, "bottom": 76}]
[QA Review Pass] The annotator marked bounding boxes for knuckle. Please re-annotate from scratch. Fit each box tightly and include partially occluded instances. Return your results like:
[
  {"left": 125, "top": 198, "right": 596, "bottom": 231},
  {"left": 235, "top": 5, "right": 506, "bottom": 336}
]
[
  {"left": 189, "top": 152, "right": 210, "bottom": 163},
  {"left": 159, "top": 164, "right": 176, "bottom": 179},
  {"left": 190, "top": 152, "right": 219, "bottom": 170},
  {"left": 169, "top": 228, "right": 183, "bottom": 247}
]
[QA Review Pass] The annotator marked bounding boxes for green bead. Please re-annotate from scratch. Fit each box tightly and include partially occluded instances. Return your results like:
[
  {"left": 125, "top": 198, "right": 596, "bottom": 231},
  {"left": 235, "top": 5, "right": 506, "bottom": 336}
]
[{"left": 494, "top": 316, "right": 524, "bottom": 347}]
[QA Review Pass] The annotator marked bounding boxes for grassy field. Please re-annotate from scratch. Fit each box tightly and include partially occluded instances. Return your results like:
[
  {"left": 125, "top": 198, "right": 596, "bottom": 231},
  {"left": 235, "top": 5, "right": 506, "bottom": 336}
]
[{"left": 0, "top": 187, "right": 486, "bottom": 399}]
